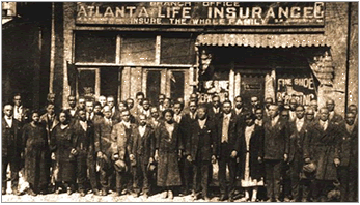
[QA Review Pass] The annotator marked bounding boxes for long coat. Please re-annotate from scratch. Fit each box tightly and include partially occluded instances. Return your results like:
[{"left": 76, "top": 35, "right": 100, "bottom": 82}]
[
  {"left": 338, "top": 124, "right": 358, "bottom": 169},
  {"left": 50, "top": 124, "right": 76, "bottom": 182},
  {"left": 187, "top": 117, "right": 217, "bottom": 161},
  {"left": 288, "top": 120, "right": 308, "bottom": 163},
  {"left": 304, "top": 120, "right": 340, "bottom": 181},
  {"left": 111, "top": 122, "right": 135, "bottom": 159},
  {"left": 156, "top": 121, "right": 183, "bottom": 186},
  {"left": 40, "top": 113, "right": 59, "bottom": 145},
  {"left": 22, "top": 123, "right": 51, "bottom": 186},
  {"left": 216, "top": 112, "right": 241, "bottom": 157},
  {"left": 2, "top": 117, "right": 22, "bottom": 157},
  {"left": 238, "top": 124, "right": 264, "bottom": 180},
  {"left": 263, "top": 117, "right": 289, "bottom": 160},
  {"left": 180, "top": 113, "right": 197, "bottom": 155},
  {"left": 72, "top": 119, "right": 94, "bottom": 155}
]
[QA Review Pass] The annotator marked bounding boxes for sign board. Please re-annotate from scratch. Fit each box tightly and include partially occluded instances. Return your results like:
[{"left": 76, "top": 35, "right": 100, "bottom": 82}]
[
  {"left": 76, "top": 2, "right": 325, "bottom": 26},
  {"left": 276, "top": 73, "right": 316, "bottom": 106}
]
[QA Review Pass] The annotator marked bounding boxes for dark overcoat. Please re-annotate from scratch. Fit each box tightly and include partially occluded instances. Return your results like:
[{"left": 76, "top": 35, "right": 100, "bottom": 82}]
[
  {"left": 23, "top": 123, "right": 51, "bottom": 186},
  {"left": 130, "top": 124, "right": 155, "bottom": 165},
  {"left": 94, "top": 117, "right": 114, "bottom": 156},
  {"left": 216, "top": 112, "right": 241, "bottom": 157},
  {"left": 338, "top": 124, "right": 358, "bottom": 169},
  {"left": 263, "top": 117, "right": 289, "bottom": 160},
  {"left": 304, "top": 120, "right": 340, "bottom": 180},
  {"left": 2, "top": 117, "right": 22, "bottom": 157}
]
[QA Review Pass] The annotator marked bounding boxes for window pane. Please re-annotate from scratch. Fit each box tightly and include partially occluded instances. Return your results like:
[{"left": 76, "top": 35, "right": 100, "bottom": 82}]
[
  {"left": 78, "top": 70, "right": 95, "bottom": 97},
  {"left": 146, "top": 70, "right": 161, "bottom": 106},
  {"left": 120, "top": 35, "right": 156, "bottom": 64},
  {"left": 161, "top": 34, "right": 196, "bottom": 65},
  {"left": 101, "top": 67, "right": 119, "bottom": 99},
  {"left": 170, "top": 71, "right": 185, "bottom": 100},
  {"left": 75, "top": 32, "right": 116, "bottom": 63}
]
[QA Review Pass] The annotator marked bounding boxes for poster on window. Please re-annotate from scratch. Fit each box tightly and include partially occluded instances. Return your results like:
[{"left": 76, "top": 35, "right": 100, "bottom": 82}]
[
  {"left": 202, "top": 80, "right": 229, "bottom": 103},
  {"left": 276, "top": 71, "right": 317, "bottom": 106}
]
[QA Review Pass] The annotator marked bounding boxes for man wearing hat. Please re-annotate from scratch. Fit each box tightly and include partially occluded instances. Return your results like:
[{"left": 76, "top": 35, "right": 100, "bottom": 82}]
[
  {"left": 99, "top": 95, "right": 107, "bottom": 108},
  {"left": 303, "top": 108, "right": 341, "bottom": 202},
  {"left": 129, "top": 114, "right": 155, "bottom": 198}
]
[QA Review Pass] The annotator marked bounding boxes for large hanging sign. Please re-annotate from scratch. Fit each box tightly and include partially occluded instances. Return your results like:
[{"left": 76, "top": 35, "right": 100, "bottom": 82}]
[
  {"left": 76, "top": 2, "right": 325, "bottom": 26},
  {"left": 276, "top": 72, "right": 317, "bottom": 106}
]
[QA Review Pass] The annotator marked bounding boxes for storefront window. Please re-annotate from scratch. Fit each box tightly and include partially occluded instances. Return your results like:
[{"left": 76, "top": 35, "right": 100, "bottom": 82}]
[
  {"left": 78, "top": 70, "right": 95, "bottom": 97},
  {"left": 75, "top": 32, "right": 116, "bottom": 63},
  {"left": 161, "top": 34, "right": 196, "bottom": 65},
  {"left": 170, "top": 70, "right": 185, "bottom": 100},
  {"left": 276, "top": 69, "right": 317, "bottom": 106},
  {"left": 120, "top": 34, "right": 156, "bottom": 65}
]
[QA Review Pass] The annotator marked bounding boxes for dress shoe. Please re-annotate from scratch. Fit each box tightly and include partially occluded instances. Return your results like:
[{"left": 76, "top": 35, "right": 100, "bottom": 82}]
[
  {"left": 132, "top": 192, "right": 140, "bottom": 198},
  {"left": 28, "top": 189, "right": 37, "bottom": 196},
  {"left": 93, "top": 189, "right": 100, "bottom": 196},
  {"left": 219, "top": 195, "right": 227, "bottom": 201},
  {"left": 66, "top": 187, "right": 72, "bottom": 195},
  {"left": 121, "top": 189, "right": 128, "bottom": 195},
  {"left": 204, "top": 197, "right": 211, "bottom": 201},
  {"left": 162, "top": 191, "right": 168, "bottom": 199},
  {"left": 168, "top": 190, "right": 174, "bottom": 199},
  {"left": 11, "top": 188, "right": 20, "bottom": 195},
  {"left": 101, "top": 188, "right": 108, "bottom": 196},
  {"left": 143, "top": 193, "right": 148, "bottom": 199},
  {"left": 2, "top": 187, "right": 6, "bottom": 195},
  {"left": 55, "top": 188, "right": 61, "bottom": 195},
  {"left": 79, "top": 189, "right": 86, "bottom": 197},
  {"left": 228, "top": 197, "right": 234, "bottom": 202}
]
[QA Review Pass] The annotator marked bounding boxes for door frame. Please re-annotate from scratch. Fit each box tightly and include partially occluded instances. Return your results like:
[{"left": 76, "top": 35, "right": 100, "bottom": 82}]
[{"left": 76, "top": 67, "right": 101, "bottom": 101}]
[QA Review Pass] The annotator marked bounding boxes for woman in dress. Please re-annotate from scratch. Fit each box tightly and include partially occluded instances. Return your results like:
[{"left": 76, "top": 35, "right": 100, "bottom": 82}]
[
  {"left": 239, "top": 112, "right": 265, "bottom": 202},
  {"left": 154, "top": 109, "right": 183, "bottom": 199},
  {"left": 22, "top": 110, "right": 51, "bottom": 196},
  {"left": 50, "top": 110, "right": 77, "bottom": 195}
]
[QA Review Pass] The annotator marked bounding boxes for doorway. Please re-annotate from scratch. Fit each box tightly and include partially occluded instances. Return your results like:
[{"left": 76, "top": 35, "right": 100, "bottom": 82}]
[{"left": 240, "top": 72, "right": 266, "bottom": 107}]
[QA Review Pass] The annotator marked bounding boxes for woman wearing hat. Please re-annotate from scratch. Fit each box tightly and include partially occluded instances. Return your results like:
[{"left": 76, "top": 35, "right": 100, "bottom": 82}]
[
  {"left": 155, "top": 109, "right": 183, "bottom": 199},
  {"left": 238, "top": 112, "right": 265, "bottom": 202}
]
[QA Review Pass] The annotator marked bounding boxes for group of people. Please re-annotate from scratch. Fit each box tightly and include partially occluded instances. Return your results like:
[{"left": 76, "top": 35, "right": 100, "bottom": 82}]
[{"left": 2, "top": 92, "right": 358, "bottom": 202}]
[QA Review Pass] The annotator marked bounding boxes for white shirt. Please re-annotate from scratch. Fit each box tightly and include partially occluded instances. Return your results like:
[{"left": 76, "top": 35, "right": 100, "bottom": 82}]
[
  {"left": 4, "top": 116, "right": 12, "bottom": 128},
  {"left": 221, "top": 113, "right": 232, "bottom": 143},
  {"left": 190, "top": 112, "right": 197, "bottom": 120},
  {"left": 13, "top": 105, "right": 23, "bottom": 121},
  {"left": 245, "top": 124, "right": 255, "bottom": 151},
  {"left": 296, "top": 117, "right": 305, "bottom": 132},
  {"left": 139, "top": 125, "right": 146, "bottom": 137},
  {"left": 255, "top": 119, "right": 262, "bottom": 126},
  {"left": 174, "top": 113, "right": 182, "bottom": 123},
  {"left": 235, "top": 107, "right": 243, "bottom": 115},
  {"left": 111, "top": 107, "right": 116, "bottom": 117},
  {"left": 198, "top": 118, "right": 206, "bottom": 129},
  {"left": 121, "top": 121, "right": 131, "bottom": 129},
  {"left": 289, "top": 111, "right": 297, "bottom": 122},
  {"left": 271, "top": 115, "right": 280, "bottom": 127},
  {"left": 70, "top": 109, "right": 76, "bottom": 117},
  {"left": 213, "top": 107, "right": 220, "bottom": 114},
  {"left": 79, "top": 120, "right": 87, "bottom": 131},
  {"left": 320, "top": 120, "right": 328, "bottom": 130},
  {"left": 142, "top": 109, "right": 151, "bottom": 118}
]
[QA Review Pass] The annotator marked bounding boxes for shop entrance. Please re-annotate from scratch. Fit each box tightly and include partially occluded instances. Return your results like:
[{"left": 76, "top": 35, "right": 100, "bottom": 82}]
[{"left": 240, "top": 72, "right": 266, "bottom": 107}]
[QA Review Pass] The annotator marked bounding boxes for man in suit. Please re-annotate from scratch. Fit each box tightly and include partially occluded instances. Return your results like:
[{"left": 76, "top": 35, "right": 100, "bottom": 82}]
[
  {"left": 78, "top": 96, "right": 86, "bottom": 111},
  {"left": 264, "top": 97, "right": 273, "bottom": 117},
  {"left": 254, "top": 108, "right": 264, "bottom": 127},
  {"left": 305, "top": 108, "right": 315, "bottom": 124},
  {"left": 234, "top": 95, "right": 247, "bottom": 123},
  {"left": 2, "top": 105, "right": 22, "bottom": 195},
  {"left": 263, "top": 105, "right": 289, "bottom": 202},
  {"left": 12, "top": 93, "right": 25, "bottom": 122},
  {"left": 158, "top": 94, "right": 165, "bottom": 111},
  {"left": 93, "top": 106, "right": 115, "bottom": 196},
  {"left": 111, "top": 109, "right": 136, "bottom": 196},
  {"left": 66, "top": 95, "right": 78, "bottom": 121},
  {"left": 348, "top": 104, "right": 357, "bottom": 125},
  {"left": 287, "top": 105, "right": 308, "bottom": 202},
  {"left": 106, "top": 96, "right": 120, "bottom": 123},
  {"left": 40, "top": 103, "right": 59, "bottom": 141},
  {"left": 72, "top": 110, "right": 94, "bottom": 197},
  {"left": 326, "top": 99, "right": 344, "bottom": 125},
  {"left": 99, "top": 95, "right": 107, "bottom": 108},
  {"left": 208, "top": 94, "right": 221, "bottom": 121},
  {"left": 140, "top": 98, "right": 151, "bottom": 119},
  {"left": 85, "top": 100, "right": 95, "bottom": 122},
  {"left": 288, "top": 98, "right": 298, "bottom": 122},
  {"left": 180, "top": 100, "right": 198, "bottom": 195},
  {"left": 309, "top": 100, "right": 318, "bottom": 119},
  {"left": 129, "top": 114, "right": 155, "bottom": 198},
  {"left": 337, "top": 112, "right": 358, "bottom": 202},
  {"left": 217, "top": 100, "right": 240, "bottom": 201},
  {"left": 303, "top": 108, "right": 341, "bottom": 202},
  {"left": 186, "top": 106, "right": 217, "bottom": 201}
]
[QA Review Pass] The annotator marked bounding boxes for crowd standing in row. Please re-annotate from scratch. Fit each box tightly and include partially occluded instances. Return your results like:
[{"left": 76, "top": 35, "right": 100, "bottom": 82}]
[{"left": 2, "top": 92, "right": 358, "bottom": 202}]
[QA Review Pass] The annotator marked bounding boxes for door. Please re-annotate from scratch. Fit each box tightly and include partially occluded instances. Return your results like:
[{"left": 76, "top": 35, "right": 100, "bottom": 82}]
[
  {"left": 169, "top": 70, "right": 185, "bottom": 101},
  {"left": 100, "top": 67, "right": 120, "bottom": 102},
  {"left": 240, "top": 73, "right": 266, "bottom": 107}
]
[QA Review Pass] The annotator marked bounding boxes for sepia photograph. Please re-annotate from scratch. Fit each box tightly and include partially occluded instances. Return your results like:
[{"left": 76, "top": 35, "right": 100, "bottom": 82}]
[{"left": 1, "top": 1, "right": 358, "bottom": 202}]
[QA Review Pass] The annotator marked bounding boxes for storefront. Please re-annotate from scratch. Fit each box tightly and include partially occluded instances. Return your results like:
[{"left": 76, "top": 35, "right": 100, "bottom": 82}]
[{"left": 54, "top": 2, "right": 356, "bottom": 114}]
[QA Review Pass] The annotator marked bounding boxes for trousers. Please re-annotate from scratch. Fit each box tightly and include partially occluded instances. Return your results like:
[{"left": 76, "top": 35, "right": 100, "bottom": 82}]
[
  {"left": 2, "top": 153, "right": 20, "bottom": 189},
  {"left": 218, "top": 143, "right": 237, "bottom": 197},
  {"left": 337, "top": 166, "right": 358, "bottom": 202},
  {"left": 265, "top": 159, "right": 282, "bottom": 200},
  {"left": 193, "top": 160, "right": 211, "bottom": 197}
]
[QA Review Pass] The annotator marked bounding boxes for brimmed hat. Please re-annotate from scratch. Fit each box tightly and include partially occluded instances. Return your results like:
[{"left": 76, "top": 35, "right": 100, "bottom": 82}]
[
  {"left": 303, "top": 162, "right": 316, "bottom": 174},
  {"left": 114, "top": 159, "right": 128, "bottom": 173},
  {"left": 147, "top": 162, "right": 157, "bottom": 172}
]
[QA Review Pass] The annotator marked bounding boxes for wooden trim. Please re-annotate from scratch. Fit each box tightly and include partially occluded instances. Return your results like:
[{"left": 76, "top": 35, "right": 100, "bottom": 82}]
[
  {"left": 116, "top": 35, "right": 121, "bottom": 64},
  {"left": 117, "top": 67, "right": 122, "bottom": 104},
  {"left": 75, "top": 62, "right": 193, "bottom": 68},
  {"left": 156, "top": 35, "right": 161, "bottom": 65}
]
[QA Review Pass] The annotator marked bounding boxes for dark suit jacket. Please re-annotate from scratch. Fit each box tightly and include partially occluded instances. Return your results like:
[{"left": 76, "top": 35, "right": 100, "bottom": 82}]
[
  {"left": 187, "top": 117, "right": 217, "bottom": 161},
  {"left": 338, "top": 124, "right": 358, "bottom": 168},
  {"left": 181, "top": 112, "right": 198, "bottom": 153},
  {"left": 72, "top": 119, "right": 94, "bottom": 154},
  {"left": 94, "top": 117, "right": 114, "bottom": 156},
  {"left": 263, "top": 116, "right": 290, "bottom": 160},
  {"left": 156, "top": 121, "right": 183, "bottom": 153},
  {"left": 208, "top": 106, "right": 222, "bottom": 121},
  {"left": 130, "top": 125, "right": 155, "bottom": 163},
  {"left": 2, "top": 117, "right": 22, "bottom": 156},
  {"left": 288, "top": 119, "right": 308, "bottom": 162},
  {"left": 217, "top": 112, "right": 241, "bottom": 156}
]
